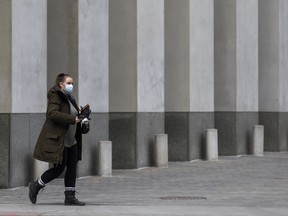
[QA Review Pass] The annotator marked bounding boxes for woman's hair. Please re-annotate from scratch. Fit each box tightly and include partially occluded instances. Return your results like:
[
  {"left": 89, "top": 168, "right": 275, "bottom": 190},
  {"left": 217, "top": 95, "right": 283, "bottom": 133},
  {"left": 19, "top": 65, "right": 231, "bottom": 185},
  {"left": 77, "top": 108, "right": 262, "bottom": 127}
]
[{"left": 55, "top": 73, "right": 71, "bottom": 87}]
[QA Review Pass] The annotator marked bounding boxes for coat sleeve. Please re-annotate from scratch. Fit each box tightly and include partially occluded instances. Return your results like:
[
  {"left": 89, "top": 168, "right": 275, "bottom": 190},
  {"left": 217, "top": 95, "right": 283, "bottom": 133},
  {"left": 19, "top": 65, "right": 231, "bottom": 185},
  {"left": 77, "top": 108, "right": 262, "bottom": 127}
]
[{"left": 47, "top": 91, "right": 76, "bottom": 125}]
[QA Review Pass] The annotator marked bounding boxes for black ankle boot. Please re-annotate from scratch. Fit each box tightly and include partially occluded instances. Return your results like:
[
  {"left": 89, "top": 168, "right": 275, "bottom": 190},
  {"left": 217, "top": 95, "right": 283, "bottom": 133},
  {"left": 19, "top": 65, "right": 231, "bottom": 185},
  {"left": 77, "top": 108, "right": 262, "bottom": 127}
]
[
  {"left": 64, "top": 191, "right": 86, "bottom": 206},
  {"left": 28, "top": 180, "right": 44, "bottom": 204}
]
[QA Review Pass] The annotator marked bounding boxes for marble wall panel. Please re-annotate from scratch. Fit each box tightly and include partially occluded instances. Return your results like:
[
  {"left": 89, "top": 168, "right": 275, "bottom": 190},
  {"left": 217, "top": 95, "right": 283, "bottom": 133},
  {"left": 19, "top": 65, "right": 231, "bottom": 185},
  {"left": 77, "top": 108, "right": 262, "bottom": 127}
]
[
  {"left": 278, "top": 112, "right": 288, "bottom": 151},
  {"left": 165, "top": 113, "right": 189, "bottom": 161},
  {"left": 164, "top": 0, "right": 189, "bottom": 112},
  {"left": 136, "top": 113, "right": 164, "bottom": 167},
  {"left": 10, "top": 114, "right": 30, "bottom": 187},
  {"left": 214, "top": 0, "right": 237, "bottom": 112},
  {"left": 47, "top": 0, "right": 78, "bottom": 97},
  {"left": 109, "top": 0, "right": 137, "bottom": 112},
  {"left": 190, "top": 0, "right": 214, "bottom": 112},
  {"left": 259, "top": 112, "right": 279, "bottom": 151},
  {"left": 279, "top": 0, "right": 288, "bottom": 112},
  {"left": 259, "top": 0, "right": 279, "bottom": 112},
  {"left": 189, "top": 112, "right": 214, "bottom": 160},
  {"left": 109, "top": 113, "right": 137, "bottom": 169},
  {"left": 0, "top": 0, "right": 11, "bottom": 113},
  {"left": 79, "top": 0, "right": 109, "bottom": 112},
  {"left": 0, "top": 114, "right": 10, "bottom": 188},
  {"left": 12, "top": 0, "right": 47, "bottom": 113},
  {"left": 236, "top": 0, "right": 258, "bottom": 112},
  {"left": 137, "top": 0, "right": 164, "bottom": 112}
]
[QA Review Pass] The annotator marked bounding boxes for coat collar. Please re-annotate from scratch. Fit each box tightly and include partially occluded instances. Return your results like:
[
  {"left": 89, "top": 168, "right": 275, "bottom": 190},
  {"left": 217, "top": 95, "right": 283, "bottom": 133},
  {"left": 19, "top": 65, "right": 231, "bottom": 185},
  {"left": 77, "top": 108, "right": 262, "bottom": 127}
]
[
  {"left": 50, "top": 85, "right": 80, "bottom": 112},
  {"left": 49, "top": 85, "right": 68, "bottom": 101}
]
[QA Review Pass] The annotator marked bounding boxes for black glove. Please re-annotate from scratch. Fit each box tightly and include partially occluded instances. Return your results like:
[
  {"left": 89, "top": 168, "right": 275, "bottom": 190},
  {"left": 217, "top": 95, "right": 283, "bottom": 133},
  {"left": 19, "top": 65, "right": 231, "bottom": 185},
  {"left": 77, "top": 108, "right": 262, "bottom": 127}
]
[{"left": 79, "top": 104, "right": 91, "bottom": 119}]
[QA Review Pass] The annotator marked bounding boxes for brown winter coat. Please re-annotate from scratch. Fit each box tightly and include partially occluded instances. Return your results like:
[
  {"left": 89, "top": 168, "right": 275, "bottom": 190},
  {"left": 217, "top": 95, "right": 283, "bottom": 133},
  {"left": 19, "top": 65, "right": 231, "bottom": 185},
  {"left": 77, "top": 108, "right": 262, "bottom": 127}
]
[{"left": 33, "top": 85, "right": 82, "bottom": 164}]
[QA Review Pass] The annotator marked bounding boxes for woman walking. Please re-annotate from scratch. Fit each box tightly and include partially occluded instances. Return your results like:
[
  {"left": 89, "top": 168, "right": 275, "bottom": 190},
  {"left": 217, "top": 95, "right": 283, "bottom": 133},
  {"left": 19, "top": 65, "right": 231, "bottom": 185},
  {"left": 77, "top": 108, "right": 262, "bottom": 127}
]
[{"left": 28, "top": 73, "right": 88, "bottom": 206}]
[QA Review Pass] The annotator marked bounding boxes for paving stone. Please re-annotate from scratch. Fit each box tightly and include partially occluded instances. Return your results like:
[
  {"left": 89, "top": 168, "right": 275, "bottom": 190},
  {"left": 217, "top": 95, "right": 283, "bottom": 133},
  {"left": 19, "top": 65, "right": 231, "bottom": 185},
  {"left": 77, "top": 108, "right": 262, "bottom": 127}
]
[{"left": 1, "top": 152, "right": 288, "bottom": 215}]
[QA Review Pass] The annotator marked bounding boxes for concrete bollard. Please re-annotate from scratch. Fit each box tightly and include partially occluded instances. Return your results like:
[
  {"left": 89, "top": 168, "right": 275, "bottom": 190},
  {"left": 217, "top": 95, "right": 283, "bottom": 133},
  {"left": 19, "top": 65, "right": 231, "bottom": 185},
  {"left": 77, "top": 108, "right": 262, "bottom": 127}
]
[
  {"left": 99, "top": 141, "right": 112, "bottom": 177},
  {"left": 34, "top": 159, "right": 49, "bottom": 180},
  {"left": 252, "top": 125, "right": 264, "bottom": 156},
  {"left": 155, "top": 134, "right": 168, "bottom": 167},
  {"left": 205, "top": 129, "right": 218, "bottom": 161}
]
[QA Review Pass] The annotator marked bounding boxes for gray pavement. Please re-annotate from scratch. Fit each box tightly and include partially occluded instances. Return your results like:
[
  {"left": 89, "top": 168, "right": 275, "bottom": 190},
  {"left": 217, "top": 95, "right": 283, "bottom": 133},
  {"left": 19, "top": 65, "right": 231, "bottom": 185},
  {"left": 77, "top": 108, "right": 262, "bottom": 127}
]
[{"left": 1, "top": 152, "right": 288, "bottom": 215}]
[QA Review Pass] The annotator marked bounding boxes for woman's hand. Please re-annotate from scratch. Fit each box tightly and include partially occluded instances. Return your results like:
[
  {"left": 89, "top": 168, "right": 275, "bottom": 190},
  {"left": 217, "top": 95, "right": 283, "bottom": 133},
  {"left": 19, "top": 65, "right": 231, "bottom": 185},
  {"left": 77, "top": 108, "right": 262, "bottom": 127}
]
[{"left": 75, "top": 116, "right": 82, "bottom": 123}]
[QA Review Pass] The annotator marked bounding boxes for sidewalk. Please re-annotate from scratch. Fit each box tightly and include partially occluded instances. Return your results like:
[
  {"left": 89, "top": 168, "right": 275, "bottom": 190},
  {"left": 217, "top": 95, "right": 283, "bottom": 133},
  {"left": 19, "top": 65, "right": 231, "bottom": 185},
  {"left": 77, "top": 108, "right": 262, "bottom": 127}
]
[{"left": 1, "top": 152, "right": 288, "bottom": 216}]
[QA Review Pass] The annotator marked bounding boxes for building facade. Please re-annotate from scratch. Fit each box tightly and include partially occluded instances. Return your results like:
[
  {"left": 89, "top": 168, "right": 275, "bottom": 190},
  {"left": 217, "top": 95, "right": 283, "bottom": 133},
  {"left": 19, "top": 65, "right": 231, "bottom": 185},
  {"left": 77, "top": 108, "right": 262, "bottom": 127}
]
[{"left": 1, "top": 0, "right": 288, "bottom": 188}]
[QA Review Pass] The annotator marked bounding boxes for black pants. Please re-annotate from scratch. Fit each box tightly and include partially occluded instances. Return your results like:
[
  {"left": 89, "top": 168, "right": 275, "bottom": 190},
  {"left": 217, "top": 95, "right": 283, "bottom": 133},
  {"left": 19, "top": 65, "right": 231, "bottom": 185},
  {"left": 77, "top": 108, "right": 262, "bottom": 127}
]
[{"left": 41, "top": 145, "right": 78, "bottom": 187}]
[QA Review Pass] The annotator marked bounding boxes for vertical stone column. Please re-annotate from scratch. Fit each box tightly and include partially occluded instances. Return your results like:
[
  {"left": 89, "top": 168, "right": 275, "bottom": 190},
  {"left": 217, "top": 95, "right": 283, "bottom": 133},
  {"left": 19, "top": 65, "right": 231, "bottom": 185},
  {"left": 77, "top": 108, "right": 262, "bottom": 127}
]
[
  {"left": 109, "top": 0, "right": 164, "bottom": 169},
  {"left": 0, "top": 0, "right": 11, "bottom": 188},
  {"left": 109, "top": 0, "right": 137, "bottom": 113},
  {"left": 0, "top": 0, "right": 11, "bottom": 114},
  {"left": 79, "top": 0, "right": 108, "bottom": 112},
  {"left": 109, "top": 0, "right": 137, "bottom": 169},
  {"left": 189, "top": 0, "right": 214, "bottom": 160},
  {"left": 259, "top": 0, "right": 288, "bottom": 151},
  {"left": 47, "top": 0, "right": 78, "bottom": 94},
  {"left": 12, "top": 0, "right": 47, "bottom": 113},
  {"left": 137, "top": 0, "right": 164, "bottom": 113},
  {"left": 164, "top": 0, "right": 190, "bottom": 161},
  {"left": 12, "top": 0, "right": 47, "bottom": 188},
  {"left": 78, "top": 0, "right": 109, "bottom": 176},
  {"left": 214, "top": 0, "right": 258, "bottom": 155},
  {"left": 165, "top": 0, "right": 214, "bottom": 161},
  {"left": 136, "top": 0, "right": 165, "bottom": 168},
  {"left": 0, "top": 0, "right": 47, "bottom": 188}
]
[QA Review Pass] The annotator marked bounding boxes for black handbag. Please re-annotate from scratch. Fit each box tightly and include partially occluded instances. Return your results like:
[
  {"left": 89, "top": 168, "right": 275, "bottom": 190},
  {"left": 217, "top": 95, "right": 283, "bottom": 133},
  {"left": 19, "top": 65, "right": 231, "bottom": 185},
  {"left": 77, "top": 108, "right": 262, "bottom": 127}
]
[
  {"left": 81, "top": 118, "right": 90, "bottom": 134},
  {"left": 79, "top": 104, "right": 91, "bottom": 134}
]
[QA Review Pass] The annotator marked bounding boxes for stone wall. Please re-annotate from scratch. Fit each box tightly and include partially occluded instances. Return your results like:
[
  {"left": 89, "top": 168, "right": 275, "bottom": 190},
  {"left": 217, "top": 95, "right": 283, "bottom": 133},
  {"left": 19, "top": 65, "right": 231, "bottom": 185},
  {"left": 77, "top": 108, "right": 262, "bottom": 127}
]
[{"left": 0, "top": 0, "right": 287, "bottom": 188}]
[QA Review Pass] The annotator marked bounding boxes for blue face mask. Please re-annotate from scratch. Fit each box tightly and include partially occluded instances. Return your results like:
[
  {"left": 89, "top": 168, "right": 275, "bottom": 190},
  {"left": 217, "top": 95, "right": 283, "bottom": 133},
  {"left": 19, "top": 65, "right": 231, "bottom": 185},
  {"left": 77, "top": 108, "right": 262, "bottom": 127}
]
[{"left": 64, "top": 84, "right": 73, "bottom": 94}]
